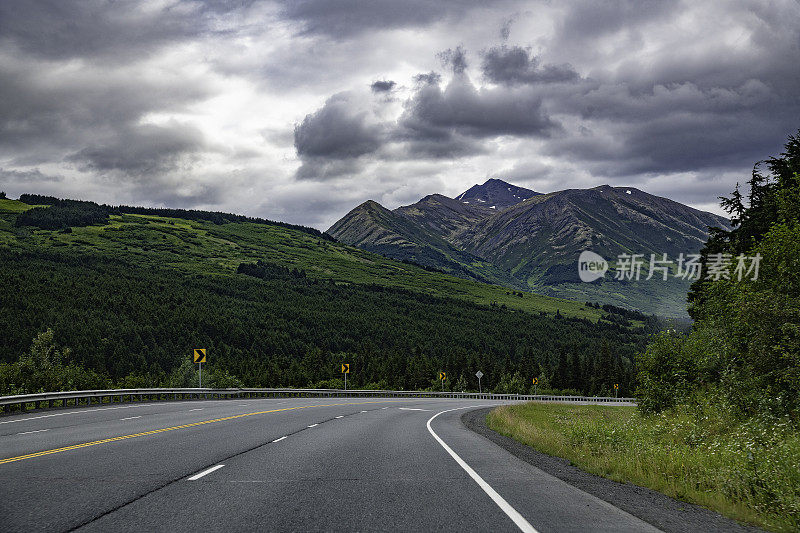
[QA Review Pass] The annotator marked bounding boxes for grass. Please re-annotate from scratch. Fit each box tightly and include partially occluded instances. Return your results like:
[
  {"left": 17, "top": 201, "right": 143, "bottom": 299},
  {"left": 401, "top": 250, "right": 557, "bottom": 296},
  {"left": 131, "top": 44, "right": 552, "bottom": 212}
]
[
  {"left": 0, "top": 199, "right": 603, "bottom": 321},
  {"left": 486, "top": 403, "right": 800, "bottom": 532}
]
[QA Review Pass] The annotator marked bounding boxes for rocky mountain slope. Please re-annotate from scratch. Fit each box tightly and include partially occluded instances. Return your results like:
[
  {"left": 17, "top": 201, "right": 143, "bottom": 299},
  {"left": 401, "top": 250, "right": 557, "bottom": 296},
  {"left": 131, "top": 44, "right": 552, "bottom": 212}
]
[
  {"left": 454, "top": 178, "right": 540, "bottom": 208},
  {"left": 328, "top": 179, "right": 730, "bottom": 317}
]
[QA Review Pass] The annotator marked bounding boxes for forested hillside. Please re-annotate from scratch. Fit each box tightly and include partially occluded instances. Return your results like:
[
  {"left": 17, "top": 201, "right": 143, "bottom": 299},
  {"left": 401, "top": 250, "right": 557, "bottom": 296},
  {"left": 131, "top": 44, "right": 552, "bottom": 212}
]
[
  {"left": 0, "top": 196, "right": 657, "bottom": 395},
  {"left": 638, "top": 131, "right": 800, "bottom": 418}
]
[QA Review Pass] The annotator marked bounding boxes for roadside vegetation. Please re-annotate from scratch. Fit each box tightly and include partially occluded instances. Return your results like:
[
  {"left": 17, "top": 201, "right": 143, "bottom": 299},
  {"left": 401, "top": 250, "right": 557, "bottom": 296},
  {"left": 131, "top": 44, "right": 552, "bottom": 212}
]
[
  {"left": 488, "top": 131, "right": 800, "bottom": 532},
  {"left": 487, "top": 402, "right": 799, "bottom": 531}
]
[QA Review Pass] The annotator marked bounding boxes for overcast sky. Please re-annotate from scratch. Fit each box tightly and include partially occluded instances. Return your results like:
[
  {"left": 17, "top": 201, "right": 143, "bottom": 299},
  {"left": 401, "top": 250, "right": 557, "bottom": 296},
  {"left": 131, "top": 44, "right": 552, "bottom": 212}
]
[{"left": 1, "top": 0, "right": 798, "bottom": 229}]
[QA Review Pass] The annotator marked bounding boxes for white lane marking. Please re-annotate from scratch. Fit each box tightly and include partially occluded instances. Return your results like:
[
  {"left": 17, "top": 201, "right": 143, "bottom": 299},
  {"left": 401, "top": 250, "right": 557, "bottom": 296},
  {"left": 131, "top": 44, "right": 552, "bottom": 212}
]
[
  {"left": 360, "top": 410, "right": 367, "bottom": 413},
  {"left": 187, "top": 464, "right": 225, "bottom": 481},
  {"left": 0, "top": 404, "right": 156, "bottom": 425},
  {"left": 427, "top": 407, "right": 539, "bottom": 533},
  {"left": 335, "top": 416, "right": 344, "bottom": 419},
  {"left": 16, "top": 429, "right": 50, "bottom": 435},
  {"left": 399, "top": 407, "right": 431, "bottom": 411},
  {"left": 272, "top": 436, "right": 287, "bottom": 443},
  {"left": 307, "top": 423, "right": 318, "bottom": 428},
  {"left": 119, "top": 416, "right": 141, "bottom": 421},
  {"left": 381, "top": 407, "right": 388, "bottom": 410},
  {"left": 189, "top": 408, "right": 203, "bottom": 411}
]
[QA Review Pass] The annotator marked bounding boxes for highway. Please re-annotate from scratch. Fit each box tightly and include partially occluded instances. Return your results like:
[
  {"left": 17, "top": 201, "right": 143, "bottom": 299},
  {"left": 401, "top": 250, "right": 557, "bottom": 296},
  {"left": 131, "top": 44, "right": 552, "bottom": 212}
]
[{"left": 0, "top": 397, "right": 725, "bottom": 532}]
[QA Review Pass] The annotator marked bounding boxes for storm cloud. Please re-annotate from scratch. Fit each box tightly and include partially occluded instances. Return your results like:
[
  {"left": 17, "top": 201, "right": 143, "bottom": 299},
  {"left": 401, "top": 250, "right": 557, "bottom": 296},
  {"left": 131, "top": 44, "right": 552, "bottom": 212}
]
[
  {"left": 481, "top": 46, "right": 580, "bottom": 85},
  {"left": 370, "top": 80, "right": 397, "bottom": 93},
  {"left": 1, "top": 0, "right": 799, "bottom": 228},
  {"left": 69, "top": 122, "right": 207, "bottom": 176},
  {"left": 294, "top": 92, "right": 384, "bottom": 160}
]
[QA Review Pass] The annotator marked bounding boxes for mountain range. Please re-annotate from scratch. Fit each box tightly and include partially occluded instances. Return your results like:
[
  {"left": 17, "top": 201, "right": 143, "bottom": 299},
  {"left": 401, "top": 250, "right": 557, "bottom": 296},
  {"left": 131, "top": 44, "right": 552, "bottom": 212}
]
[{"left": 328, "top": 179, "right": 730, "bottom": 317}]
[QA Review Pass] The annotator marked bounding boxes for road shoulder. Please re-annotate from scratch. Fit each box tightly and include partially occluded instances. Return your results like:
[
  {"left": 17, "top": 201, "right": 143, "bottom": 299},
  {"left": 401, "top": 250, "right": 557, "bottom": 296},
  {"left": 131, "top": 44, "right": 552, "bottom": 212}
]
[{"left": 461, "top": 407, "right": 764, "bottom": 533}]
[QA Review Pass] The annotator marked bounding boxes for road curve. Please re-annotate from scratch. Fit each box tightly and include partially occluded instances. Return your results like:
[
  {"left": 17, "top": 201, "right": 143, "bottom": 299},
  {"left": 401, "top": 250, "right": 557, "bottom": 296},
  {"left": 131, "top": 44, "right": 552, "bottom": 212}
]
[{"left": 0, "top": 397, "right": 662, "bottom": 532}]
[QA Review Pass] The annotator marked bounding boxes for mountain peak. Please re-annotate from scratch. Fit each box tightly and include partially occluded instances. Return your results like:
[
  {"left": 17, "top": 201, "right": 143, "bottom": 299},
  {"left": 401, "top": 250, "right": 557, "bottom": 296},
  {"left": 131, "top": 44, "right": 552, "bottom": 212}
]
[{"left": 455, "top": 178, "right": 540, "bottom": 209}]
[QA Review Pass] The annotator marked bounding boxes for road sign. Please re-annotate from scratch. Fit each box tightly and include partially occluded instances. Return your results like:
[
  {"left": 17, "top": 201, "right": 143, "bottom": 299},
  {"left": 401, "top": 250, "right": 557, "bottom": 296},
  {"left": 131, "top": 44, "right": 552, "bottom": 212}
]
[
  {"left": 340, "top": 363, "right": 350, "bottom": 391},
  {"left": 194, "top": 349, "right": 206, "bottom": 388},
  {"left": 532, "top": 377, "right": 538, "bottom": 385},
  {"left": 613, "top": 383, "right": 619, "bottom": 389},
  {"left": 438, "top": 372, "right": 446, "bottom": 381},
  {"left": 475, "top": 371, "right": 483, "bottom": 379}
]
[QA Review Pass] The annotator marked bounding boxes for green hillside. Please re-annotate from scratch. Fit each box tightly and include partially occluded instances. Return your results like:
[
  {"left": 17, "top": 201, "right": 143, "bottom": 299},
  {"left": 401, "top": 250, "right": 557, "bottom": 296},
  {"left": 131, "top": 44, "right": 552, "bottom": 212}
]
[
  {"left": 0, "top": 196, "right": 658, "bottom": 395},
  {"left": 0, "top": 198, "right": 597, "bottom": 319}
]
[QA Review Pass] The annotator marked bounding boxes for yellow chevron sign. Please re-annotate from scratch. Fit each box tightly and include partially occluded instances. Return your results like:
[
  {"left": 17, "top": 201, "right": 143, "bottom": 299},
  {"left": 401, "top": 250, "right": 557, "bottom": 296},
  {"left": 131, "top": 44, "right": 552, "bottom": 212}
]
[
  {"left": 438, "top": 372, "right": 446, "bottom": 381},
  {"left": 341, "top": 363, "right": 350, "bottom": 374},
  {"left": 193, "top": 348, "right": 206, "bottom": 363},
  {"left": 532, "top": 377, "right": 538, "bottom": 385}
]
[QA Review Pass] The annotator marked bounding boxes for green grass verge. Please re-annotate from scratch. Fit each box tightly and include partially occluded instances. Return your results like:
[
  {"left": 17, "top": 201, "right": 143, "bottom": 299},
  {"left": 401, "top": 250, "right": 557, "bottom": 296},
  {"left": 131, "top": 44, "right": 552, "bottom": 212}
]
[{"left": 486, "top": 403, "right": 800, "bottom": 532}]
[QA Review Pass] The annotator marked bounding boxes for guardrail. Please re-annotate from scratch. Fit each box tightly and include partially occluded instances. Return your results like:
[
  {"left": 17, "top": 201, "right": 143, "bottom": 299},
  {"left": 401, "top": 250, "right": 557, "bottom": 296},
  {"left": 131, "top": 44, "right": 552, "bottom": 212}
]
[{"left": 0, "top": 387, "right": 636, "bottom": 413}]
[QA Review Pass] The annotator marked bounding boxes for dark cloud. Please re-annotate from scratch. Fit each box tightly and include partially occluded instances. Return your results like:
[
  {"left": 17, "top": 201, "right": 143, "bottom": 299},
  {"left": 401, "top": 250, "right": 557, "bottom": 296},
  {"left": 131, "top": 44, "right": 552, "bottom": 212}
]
[
  {"left": 481, "top": 46, "right": 580, "bottom": 85},
  {"left": 437, "top": 46, "right": 468, "bottom": 74},
  {"left": 294, "top": 93, "right": 383, "bottom": 159},
  {"left": 556, "top": 0, "right": 681, "bottom": 45},
  {"left": 540, "top": 70, "right": 800, "bottom": 176},
  {"left": 370, "top": 80, "right": 396, "bottom": 93},
  {"left": 0, "top": 1, "right": 249, "bottom": 62},
  {"left": 414, "top": 72, "right": 442, "bottom": 85},
  {"left": 68, "top": 122, "right": 207, "bottom": 176},
  {"left": 0, "top": 168, "right": 63, "bottom": 185},
  {"left": 295, "top": 157, "right": 366, "bottom": 181},
  {"left": 0, "top": 54, "right": 212, "bottom": 166},
  {"left": 500, "top": 16, "right": 516, "bottom": 41},
  {"left": 280, "top": 0, "right": 502, "bottom": 38},
  {"left": 400, "top": 74, "right": 560, "bottom": 141}
]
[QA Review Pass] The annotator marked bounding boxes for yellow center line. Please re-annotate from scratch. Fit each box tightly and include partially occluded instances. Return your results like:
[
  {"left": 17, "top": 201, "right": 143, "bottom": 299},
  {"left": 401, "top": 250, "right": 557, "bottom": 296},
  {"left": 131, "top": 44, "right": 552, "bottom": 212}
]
[{"left": 0, "top": 399, "right": 404, "bottom": 465}]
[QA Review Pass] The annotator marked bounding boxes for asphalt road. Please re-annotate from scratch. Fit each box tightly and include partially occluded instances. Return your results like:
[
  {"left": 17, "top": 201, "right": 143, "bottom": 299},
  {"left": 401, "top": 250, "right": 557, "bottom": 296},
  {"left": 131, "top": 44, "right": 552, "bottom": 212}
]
[{"left": 1, "top": 397, "right": 665, "bottom": 532}]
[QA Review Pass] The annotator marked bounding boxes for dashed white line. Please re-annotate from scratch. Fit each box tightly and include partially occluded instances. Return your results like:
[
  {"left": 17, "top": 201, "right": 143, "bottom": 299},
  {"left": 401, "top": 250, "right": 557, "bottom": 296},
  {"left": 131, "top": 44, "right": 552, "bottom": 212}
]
[
  {"left": 427, "top": 407, "right": 539, "bottom": 533},
  {"left": 119, "top": 416, "right": 141, "bottom": 421},
  {"left": 399, "top": 407, "right": 431, "bottom": 411},
  {"left": 272, "top": 436, "right": 287, "bottom": 443},
  {"left": 16, "top": 429, "right": 49, "bottom": 435},
  {"left": 187, "top": 464, "right": 225, "bottom": 481},
  {"left": 0, "top": 404, "right": 156, "bottom": 425},
  {"left": 381, "top": 407, "right": 389, "bottom": 410},
  {"left": 360, "top": 410, "right": 367, "bottom": 413},
  {"left": 188, "top": 408, "right": 203, "bottom": 411},
  {"left": 307, "top": 423, "right": 318, "bottom": 428},
  {"left": 334, "top": 415, "right": 344, "bottom": 419}
]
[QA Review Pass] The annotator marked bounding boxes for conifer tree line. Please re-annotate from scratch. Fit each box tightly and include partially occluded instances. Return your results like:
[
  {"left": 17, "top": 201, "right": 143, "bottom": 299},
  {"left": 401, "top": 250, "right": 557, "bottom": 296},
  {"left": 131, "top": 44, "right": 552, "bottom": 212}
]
[
  {"left": 0, "top": 250, "right": 656, "bottom": 396},
  {"left": 639, "top": 130, "right": 800, "bottom": 418},
  {"left": 14, "top": 193, "right": 334, "bottom": 240}
]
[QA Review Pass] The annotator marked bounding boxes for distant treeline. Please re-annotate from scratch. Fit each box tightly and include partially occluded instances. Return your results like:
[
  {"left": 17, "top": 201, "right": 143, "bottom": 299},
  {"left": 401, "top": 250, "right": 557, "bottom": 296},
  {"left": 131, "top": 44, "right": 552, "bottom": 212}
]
[
  {"left": 15, "top": 199, "right": 108, "bottom": 230},
  {"left": 16, "top": 194, "right": 335, "bottom": 241}
]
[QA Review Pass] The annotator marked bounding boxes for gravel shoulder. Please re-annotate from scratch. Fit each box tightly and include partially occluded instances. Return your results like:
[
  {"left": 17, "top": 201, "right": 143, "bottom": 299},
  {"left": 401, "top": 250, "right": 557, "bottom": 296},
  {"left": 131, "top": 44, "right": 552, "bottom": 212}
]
[{"left": 462, "top": 407, "right": 765, "bottom": 533}]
